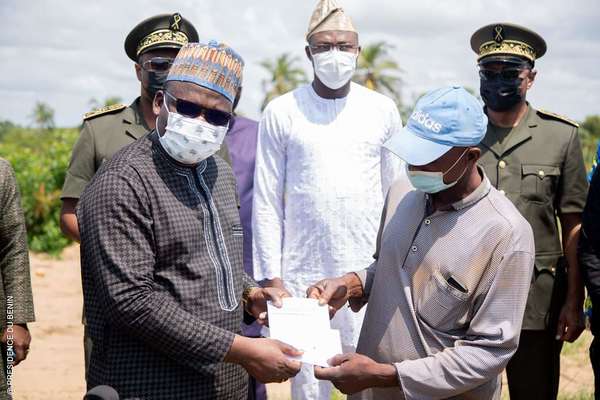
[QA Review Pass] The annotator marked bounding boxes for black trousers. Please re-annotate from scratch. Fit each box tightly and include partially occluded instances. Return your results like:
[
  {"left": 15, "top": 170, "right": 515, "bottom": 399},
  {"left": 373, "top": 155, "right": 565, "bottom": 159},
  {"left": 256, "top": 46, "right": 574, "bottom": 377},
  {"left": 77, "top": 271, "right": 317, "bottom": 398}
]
[{"left": 506, "top": 329, "right": 563, "bottom": 400}]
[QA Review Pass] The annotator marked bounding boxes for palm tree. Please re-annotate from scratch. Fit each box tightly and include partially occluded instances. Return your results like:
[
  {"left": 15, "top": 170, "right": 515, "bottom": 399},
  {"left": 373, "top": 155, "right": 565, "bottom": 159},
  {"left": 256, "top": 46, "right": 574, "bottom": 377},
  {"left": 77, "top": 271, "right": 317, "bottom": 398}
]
[
  {"left": 30, "top": 102, "right": 55, "bottom": 131},
  {"left": 260, "top": 53, "right": 308, "bottom": 110},
  {"left": 353, "top": 41, "right": 403, "bottom": 106}
]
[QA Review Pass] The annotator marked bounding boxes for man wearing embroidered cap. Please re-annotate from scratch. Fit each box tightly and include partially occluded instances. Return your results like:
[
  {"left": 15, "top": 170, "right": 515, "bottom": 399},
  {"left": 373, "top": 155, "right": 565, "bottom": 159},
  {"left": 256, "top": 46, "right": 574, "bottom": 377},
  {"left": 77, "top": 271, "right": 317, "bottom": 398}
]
[
  {"left": 309, "top": 87, "right": 535, "bottom": 399},
  {"left": 253, "top": 2, "right": 402, "bottom": 396},
  {"left": 61, "top": 12, "right": 200, "bottom": 241},
  {"left": 472, "top": 23, "right": 589, "bottom": 399},
  {"left": 77, "top": 42, "right": 301, "bottom": 399},
  {"left": 59, "top": 12, "right": 201, "bottom": 383}
]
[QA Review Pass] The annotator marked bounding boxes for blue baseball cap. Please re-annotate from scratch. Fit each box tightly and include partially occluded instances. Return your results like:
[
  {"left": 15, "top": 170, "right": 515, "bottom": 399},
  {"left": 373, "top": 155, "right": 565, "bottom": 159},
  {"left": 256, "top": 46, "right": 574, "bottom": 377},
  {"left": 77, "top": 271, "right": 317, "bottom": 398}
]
[{"left": 384, "top": 86, "right": 487, "bottom": 166}]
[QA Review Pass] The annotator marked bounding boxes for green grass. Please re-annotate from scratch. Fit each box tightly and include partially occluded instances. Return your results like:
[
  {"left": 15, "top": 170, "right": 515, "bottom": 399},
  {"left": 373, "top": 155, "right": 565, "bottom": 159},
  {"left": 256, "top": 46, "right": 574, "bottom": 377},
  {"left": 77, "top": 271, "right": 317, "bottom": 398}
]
[
  {"left": 331, "top": 389, "right": 345, "bottom": 400},
  {"left": 562, "top": 333, "right": 593, "bottom": 358},
  {"left": 557, "top": 391, "right": 594, "bottom": 400}
]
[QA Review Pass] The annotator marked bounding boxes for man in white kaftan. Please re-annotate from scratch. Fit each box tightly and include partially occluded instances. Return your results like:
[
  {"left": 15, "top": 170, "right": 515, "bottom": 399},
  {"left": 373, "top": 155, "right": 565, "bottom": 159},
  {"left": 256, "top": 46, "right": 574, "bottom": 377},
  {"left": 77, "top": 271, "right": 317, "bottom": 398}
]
[{"left": 252, "top": 1, "right": 403, "bottom": 399}]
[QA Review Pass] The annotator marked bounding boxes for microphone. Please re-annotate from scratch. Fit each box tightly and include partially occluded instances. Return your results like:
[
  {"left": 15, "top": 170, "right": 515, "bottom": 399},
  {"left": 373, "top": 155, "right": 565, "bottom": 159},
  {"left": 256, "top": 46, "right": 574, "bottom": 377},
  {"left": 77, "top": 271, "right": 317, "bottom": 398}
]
[{"left": 84, "top": 385, "right": 119, "bottom": 400}]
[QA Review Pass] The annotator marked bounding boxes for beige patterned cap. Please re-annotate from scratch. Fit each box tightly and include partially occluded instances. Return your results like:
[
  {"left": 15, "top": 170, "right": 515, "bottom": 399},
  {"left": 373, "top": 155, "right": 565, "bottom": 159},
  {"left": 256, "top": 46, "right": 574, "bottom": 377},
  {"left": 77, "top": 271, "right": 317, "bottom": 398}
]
[{"left": 306, "top": 0, "right": 357, "bottom": 41}]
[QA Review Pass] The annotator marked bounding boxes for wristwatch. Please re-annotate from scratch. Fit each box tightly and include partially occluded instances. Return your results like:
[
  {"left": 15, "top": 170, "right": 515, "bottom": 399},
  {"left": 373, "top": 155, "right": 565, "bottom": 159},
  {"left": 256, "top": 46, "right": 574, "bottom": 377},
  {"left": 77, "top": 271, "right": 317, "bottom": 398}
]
[{"left": 241, "top": 286, "right": 259, "bottom": 311}]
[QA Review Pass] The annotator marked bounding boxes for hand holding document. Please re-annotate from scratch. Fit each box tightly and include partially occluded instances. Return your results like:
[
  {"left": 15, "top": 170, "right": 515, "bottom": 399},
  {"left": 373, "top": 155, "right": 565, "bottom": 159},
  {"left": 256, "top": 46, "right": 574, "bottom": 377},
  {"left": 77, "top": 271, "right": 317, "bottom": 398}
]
[{"left": 267, "top": 297, "right": 343, "bottom": 367}]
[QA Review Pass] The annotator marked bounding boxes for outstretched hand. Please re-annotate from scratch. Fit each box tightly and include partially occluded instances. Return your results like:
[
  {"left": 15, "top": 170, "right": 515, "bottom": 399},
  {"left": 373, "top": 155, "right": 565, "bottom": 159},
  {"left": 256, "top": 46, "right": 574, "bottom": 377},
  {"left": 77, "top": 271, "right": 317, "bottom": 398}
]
[
  {"left": 306, "top": 277, "right": 349, "bottom": 318},
  {"left": 246, "top": 286, "right": 292, "bottom": 326},
  {"left": 227, "top": 336, "right": 302, "bottom": 384},
  {"left": 314, "top": 353, "right": 398, "bottom": 394},
  {"left": 307, "top": 273, "right": 365, "bottom": 318}
]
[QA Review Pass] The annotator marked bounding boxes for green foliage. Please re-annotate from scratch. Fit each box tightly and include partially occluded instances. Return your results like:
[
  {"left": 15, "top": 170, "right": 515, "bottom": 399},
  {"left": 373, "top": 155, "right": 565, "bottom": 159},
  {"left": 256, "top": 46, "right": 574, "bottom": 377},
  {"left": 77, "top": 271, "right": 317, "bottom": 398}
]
[
  {"left": 260, "top": 53, "right": 308, "bottom": 110},
  {"left": 579, "top": 115, "right": 600, "bottom": 172},
  {"left": 0, "top": 127, "right": 78, "bottom": 255},
  {"left": 354, "top": 41, "right": 403, "bottom": 107},
  {"left": 581, "top": 115, "right": 600, "bottom": 140}
]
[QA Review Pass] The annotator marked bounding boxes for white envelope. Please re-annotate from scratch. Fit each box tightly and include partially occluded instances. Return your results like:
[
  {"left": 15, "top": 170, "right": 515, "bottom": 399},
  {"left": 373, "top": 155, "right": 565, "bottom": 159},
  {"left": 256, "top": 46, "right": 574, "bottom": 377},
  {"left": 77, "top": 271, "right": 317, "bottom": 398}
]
[{"left": 267, "top": 298, "right": 343, "bottom": 367}]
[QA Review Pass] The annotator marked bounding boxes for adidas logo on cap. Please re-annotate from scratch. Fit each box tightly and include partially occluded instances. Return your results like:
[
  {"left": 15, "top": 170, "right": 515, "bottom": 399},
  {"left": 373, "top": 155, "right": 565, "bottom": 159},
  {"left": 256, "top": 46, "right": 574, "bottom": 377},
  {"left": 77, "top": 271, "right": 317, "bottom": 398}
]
[{"left": 410, "top": 110, "right": 443, "bottom": 133}]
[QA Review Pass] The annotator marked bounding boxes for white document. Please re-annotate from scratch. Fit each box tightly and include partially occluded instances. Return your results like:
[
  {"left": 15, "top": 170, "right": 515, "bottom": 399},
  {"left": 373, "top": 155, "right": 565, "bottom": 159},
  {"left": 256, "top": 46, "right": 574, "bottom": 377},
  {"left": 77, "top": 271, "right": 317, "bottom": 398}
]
[{"left": 267, "top": 297, "right": 343, "bottom": 367}]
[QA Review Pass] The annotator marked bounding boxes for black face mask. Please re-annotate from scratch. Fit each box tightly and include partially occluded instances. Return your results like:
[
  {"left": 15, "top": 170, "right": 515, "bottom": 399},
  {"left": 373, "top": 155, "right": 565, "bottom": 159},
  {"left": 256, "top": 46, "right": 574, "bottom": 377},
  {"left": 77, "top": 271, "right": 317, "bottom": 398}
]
[
  {"left": 145, "top": 71, "right": 168, "bottom": 97},
  {"left": 480, "top": 77, "right": 524, "bottom": 112}
]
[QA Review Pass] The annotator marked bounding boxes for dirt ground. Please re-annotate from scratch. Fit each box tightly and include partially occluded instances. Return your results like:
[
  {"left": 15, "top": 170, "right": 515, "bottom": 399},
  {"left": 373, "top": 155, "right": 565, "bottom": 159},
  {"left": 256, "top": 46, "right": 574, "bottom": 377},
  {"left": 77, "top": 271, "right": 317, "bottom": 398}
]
[{"left": 13, "top": 245, "right": 595, "bottom": 399}]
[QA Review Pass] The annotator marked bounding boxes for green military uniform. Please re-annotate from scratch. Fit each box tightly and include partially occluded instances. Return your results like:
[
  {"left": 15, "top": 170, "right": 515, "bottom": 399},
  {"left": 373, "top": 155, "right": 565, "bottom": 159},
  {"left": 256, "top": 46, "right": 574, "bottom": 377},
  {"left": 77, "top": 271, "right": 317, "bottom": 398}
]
[
  {"left": 62, "top": 99, "right": 148, "bottom": 199},
  {"left": 472, "top": 23, "right": 589, "bottom": 399},
  {"left": 479, "top": 106, "right": 588, "bottom": 329}
]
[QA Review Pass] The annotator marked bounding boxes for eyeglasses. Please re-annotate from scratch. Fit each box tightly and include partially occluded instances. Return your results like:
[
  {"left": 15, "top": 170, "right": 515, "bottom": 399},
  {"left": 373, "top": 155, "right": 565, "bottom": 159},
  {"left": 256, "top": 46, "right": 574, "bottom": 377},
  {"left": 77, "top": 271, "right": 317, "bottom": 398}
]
[
  {"left": 478, "top": 67, "right": 527, "bottom": 81},
  {"left": 141, "top": 57, "right": 174, "bottom": 73},
  {"left": 164, "top": 91, "right": 232, "bottom": 127},
  {"left": 309, "top": 44, "right": 359, "bottom": 54}
]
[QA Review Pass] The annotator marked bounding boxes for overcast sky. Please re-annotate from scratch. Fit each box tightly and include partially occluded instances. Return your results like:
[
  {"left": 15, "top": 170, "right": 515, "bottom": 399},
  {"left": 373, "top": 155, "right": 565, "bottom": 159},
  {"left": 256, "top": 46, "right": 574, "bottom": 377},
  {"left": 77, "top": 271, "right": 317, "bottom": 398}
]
[{"left": 1, "top": 0, "right": 599, "bottom": 127}]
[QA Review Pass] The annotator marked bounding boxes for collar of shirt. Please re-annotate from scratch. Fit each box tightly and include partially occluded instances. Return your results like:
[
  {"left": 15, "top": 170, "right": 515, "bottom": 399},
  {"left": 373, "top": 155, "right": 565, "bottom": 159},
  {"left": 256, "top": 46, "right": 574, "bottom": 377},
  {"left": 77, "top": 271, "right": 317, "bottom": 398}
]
[
  {"left": 425, "top": 166, "right": 492, "bottom": 213},
  {"left": 124, "top": 96, "right": 151, "bottom": 139},
  {"left": 307, "top": 81, "right": 352, "bottom": 103}
]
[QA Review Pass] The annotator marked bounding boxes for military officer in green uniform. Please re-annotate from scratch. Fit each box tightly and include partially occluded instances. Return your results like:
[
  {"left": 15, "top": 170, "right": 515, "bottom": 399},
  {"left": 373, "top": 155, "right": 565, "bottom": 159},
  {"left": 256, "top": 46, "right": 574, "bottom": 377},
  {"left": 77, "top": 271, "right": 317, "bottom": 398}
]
[
  {"left": 472, "top": 23, "right": 589, "bottom": 399},
  {"left": 60, "top": 13, "right": 200, "bottom": 241},
  {"left": 60, "top": 13, "right": 200, "bottom": 381}
]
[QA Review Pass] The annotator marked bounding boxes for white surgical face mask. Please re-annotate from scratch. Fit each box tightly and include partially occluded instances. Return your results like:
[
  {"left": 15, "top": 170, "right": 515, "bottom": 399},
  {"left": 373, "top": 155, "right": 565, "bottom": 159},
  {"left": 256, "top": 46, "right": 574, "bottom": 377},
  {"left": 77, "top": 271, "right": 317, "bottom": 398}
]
[
  {"left": 406, "top": 149, "right": 469, "bottom": 194},
  {"left": 158, "top": 103, "right": 228, "bottom": 165},
  {"left": 312, "top": 49, "right": 358, "bottom": 90}
]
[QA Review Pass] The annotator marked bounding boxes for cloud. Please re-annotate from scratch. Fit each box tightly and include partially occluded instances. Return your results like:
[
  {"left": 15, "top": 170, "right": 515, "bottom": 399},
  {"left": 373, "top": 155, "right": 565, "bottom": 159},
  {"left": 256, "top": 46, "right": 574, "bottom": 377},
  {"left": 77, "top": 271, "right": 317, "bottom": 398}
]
[{"left": 0, "top": 0, "right": 599, "bottom": 127}]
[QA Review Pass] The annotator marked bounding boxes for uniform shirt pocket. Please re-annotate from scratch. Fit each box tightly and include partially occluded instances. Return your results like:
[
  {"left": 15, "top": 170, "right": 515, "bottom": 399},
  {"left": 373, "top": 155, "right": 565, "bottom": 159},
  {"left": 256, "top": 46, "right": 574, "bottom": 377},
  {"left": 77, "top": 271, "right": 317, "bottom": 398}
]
[
  {"left": 416, "top": 268, "right": 471, "bottom": 331},
  {"left": 521, "top": 164, "right": 561, "bottom": 204}
]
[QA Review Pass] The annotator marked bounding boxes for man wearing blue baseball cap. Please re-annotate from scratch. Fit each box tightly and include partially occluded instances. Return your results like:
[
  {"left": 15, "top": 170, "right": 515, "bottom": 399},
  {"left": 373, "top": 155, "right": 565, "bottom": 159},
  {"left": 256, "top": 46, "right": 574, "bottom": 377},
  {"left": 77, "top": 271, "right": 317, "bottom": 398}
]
[{"left": 308, "top": 87, "right": 535, "bottom": 399}]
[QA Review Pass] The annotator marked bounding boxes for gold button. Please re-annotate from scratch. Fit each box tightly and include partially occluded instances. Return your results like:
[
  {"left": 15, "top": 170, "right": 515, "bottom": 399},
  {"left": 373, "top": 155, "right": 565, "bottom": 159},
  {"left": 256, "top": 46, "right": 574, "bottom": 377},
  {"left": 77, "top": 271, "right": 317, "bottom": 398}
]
[
  {"left": 499, "top": 189, "right": 506, "bottom": 195},
  {"left": 498, "top": 160, "right": 506, "bottom": 169},
  {"left": 538, "top": 170, "right": 545, "bottom": 178}
]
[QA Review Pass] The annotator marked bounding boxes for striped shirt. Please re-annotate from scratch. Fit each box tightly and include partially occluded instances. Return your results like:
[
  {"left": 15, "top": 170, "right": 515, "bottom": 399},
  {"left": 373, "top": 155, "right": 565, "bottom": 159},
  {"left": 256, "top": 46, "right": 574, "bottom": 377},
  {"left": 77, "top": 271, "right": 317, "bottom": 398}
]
[{"left": 354, "top": 168, "right": 534, "bottom": 400}]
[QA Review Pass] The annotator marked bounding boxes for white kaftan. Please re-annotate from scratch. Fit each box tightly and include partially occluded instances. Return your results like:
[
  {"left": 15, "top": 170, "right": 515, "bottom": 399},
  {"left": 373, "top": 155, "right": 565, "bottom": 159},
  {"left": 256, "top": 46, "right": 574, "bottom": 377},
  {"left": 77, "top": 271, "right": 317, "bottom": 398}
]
[{"left": 253, "top": 82, "right": 403, "bottom": 400}]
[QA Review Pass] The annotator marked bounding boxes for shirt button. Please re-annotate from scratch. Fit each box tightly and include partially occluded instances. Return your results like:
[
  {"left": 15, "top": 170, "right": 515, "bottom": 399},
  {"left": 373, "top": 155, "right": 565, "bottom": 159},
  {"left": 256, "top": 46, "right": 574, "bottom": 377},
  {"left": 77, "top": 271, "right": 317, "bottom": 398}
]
[
  {"left": 498, "top": 160, "right": 507, "bottom": 169},
  {"left": 424, "top": 219, "right": 431, "bottom": 225},
  {"left": 499, "top": 189, "right": 506, "bottom": 195},
  {"left": 538, "top": 170, "right": 545, "bottom": 178},
  {"left": 411, "top": 246, "right": 418, "bottom": 252}
]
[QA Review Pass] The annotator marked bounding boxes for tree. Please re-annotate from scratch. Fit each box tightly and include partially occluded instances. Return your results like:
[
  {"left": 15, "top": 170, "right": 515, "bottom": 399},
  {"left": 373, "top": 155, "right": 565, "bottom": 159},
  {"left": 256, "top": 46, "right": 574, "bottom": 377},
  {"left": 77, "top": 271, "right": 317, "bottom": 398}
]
[
  {"left": 581, "top": 115, "right": 600, "bottom": 140},
  {"left": 0, "top": 120, "right": 16, "bottom": 141},
  {"left": 29, "top": 102, "right": 55, "bottom": 131},
  {"left": 353, "top": 41, "right": 403, "bottom": 106},
  {"left": 88, "top": 96, "right": 123, "bottom": 110},
  {"left": 579, "top": 115, "right": 600, "bottom": 171},
  {"left": 260, "top": 53, "right": 308, "bottom": 110}
]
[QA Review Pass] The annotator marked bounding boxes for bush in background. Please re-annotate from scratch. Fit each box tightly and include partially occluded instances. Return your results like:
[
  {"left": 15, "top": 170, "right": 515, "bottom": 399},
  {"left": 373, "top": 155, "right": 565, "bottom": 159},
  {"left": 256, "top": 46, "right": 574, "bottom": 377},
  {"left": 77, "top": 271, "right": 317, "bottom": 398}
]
[
  {"left": 0, "top": 125, "right": 78, "bottom": 255},
  {"left": 0, "top": 110, "right": 598, "bottom": 257}
]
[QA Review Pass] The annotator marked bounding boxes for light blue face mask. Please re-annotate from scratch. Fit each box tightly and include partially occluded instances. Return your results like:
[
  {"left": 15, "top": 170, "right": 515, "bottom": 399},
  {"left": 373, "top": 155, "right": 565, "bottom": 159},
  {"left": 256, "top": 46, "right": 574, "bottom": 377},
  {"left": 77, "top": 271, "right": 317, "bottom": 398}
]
[{"left": 406, "top": 149, "right": 469, "bottom": 194}]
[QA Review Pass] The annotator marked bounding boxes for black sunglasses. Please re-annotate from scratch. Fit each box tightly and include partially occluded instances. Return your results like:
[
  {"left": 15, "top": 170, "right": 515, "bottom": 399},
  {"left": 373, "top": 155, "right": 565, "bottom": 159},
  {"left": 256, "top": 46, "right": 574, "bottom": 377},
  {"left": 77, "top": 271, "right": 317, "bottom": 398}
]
[
  {"left": 141, "top": 57, "right": 174, "bottom": 73},
  {"left": 164, "top": 91, "right": 232, "bottom": 127},
  {"left": 478, "top": 67, "right": 526, "bottom": 81}
]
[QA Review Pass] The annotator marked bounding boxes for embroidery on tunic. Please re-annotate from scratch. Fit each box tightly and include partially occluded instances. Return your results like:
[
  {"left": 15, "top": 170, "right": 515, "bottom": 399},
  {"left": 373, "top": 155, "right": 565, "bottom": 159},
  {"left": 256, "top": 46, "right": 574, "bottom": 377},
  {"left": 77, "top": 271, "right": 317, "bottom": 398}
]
[{"left": 176, "top": 163, "right": 238, "bottom": 311}]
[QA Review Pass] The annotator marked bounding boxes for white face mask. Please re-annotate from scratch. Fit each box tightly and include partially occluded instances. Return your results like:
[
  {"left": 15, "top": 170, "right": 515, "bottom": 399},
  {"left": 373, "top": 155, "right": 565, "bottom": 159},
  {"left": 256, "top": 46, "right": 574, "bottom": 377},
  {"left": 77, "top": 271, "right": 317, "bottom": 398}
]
[
  {"left": 158, "top": 105, "right": 228, "bottom": 165},
  {"left": 311, "top": 49, "right": 358, "bottom": 90}
]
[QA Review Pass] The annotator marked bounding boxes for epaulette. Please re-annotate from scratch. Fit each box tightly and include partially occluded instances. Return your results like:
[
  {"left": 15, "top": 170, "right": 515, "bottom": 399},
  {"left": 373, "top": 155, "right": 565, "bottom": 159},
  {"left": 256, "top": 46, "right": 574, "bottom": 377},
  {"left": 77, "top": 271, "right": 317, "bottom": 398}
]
[
  {"left": 83, "top": 104, "right": 127, "bottom": 121},
  {"left": 537, "top": 109, "right": 579, "bottom": 127}
]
